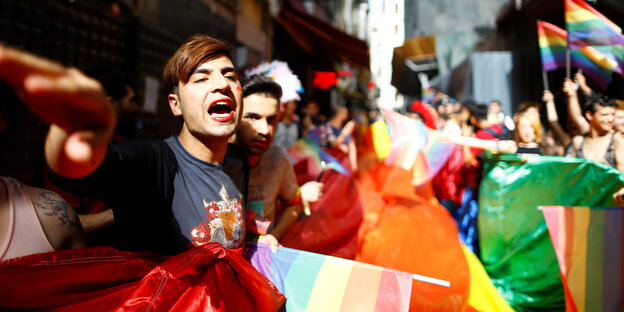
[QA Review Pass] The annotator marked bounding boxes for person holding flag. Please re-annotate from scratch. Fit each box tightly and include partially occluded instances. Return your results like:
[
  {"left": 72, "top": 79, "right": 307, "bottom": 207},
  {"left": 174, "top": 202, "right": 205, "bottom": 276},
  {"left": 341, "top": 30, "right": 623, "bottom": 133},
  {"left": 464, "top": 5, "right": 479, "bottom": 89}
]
[{"left": 566, "top": 95, "right": 624, "bottom": 171}]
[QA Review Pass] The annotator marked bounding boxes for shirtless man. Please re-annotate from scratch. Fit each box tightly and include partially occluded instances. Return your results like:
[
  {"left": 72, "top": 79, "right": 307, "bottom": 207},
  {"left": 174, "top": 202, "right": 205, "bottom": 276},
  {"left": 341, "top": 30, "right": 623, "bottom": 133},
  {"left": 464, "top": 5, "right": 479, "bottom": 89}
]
[{"left": 567, "top": 96, "right": 624, "bottom": 172}]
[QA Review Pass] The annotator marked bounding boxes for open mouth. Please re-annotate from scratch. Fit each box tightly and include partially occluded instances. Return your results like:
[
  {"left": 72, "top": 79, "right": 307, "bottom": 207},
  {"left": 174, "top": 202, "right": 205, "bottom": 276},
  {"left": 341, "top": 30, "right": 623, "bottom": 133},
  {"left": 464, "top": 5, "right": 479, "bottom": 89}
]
[{"left": 208, "top": 100, "right": 234, "bottom": 122}]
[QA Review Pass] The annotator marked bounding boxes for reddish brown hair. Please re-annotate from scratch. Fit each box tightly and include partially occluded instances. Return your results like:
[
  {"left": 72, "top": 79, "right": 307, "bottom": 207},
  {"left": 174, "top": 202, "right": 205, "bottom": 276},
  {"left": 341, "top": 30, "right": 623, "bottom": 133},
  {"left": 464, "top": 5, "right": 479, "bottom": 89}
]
[{"left": 163, "top": 34, "right": 233, "bottom": 94}]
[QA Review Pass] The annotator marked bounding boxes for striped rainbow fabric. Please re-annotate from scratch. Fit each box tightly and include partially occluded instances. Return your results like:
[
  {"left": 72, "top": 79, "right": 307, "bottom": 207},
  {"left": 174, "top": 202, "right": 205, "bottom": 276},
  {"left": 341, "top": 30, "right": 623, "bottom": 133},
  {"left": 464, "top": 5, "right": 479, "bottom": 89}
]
[
  {"left": 379, "top": 108, "right": 455, "bottom": 185},
  {"left": 565, "top": 0, "right": 624, "bottom": 49},
  {"left": 571, "top": 45, "right": 621, "bottom": 89},
  {"left": 288, "top": 136, "right": 349, "bottom": 177},
  {"left": 540, "top": 206, "right": 624, "bottom": 312},
  {"left": 381, "top": 108, "right": 427, "bottom": 171},
  {"left": 411, "top": 128, "right": 455, "bottom": 186},
  {"left": 538, "top": 20, "right": 568, "bottom": 71},
  {"left": 247, "top": 242, "right": 413, "bottom": 312}
]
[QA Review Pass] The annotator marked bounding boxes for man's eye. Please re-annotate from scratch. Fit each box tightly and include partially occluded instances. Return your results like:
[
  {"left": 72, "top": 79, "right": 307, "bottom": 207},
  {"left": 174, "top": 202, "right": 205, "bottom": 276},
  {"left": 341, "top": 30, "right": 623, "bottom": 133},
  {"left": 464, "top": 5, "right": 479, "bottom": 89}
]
[
  {"left": 226, "top": 75, "right": 238, "bottom": 81},
  {"left": 194, "top": 78, "right": 207, "bottom": 83}
]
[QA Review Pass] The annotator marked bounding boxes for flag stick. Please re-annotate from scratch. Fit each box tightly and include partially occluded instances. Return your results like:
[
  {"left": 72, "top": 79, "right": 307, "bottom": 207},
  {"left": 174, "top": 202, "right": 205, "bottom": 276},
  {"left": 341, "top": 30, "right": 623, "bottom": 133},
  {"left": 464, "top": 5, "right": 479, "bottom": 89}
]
[
  {"left": 566, "top": 49, "right": 571, "bottom": 79},
  {"left": 355, "top": 258, "right": 452, "bottom": 287},
  {"left": 316, "top": 161, "right": 326, "bottom": 182},
  {"left": 412, "top": 273, "right": 451, "bottom": 287},
  {"left": 542, "top": 70, "right": 550, "bottom": 91}
]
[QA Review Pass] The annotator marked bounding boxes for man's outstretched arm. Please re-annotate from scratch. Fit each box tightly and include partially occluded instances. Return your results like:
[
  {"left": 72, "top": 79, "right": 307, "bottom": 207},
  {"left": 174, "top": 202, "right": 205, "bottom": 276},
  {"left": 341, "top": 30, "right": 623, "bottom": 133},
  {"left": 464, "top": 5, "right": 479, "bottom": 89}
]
[{"left": 0, "top": 45, "right": 116, "bottom": 178}]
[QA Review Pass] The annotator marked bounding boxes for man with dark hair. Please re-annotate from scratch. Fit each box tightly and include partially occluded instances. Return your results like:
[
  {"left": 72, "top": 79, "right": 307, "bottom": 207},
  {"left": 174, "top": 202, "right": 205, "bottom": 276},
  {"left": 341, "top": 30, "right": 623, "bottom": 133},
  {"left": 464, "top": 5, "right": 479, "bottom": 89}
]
[
  {"left": 86, "top": 66, "right": 137, "bottom": 141},
  {"left": 567, "top": 96, "right": 624, "bottom": 172},
  {"left": 464, "top": 101, "right": 514, "bottom": 157},
  {"left": 234, "top": 74, "right": 301, "bottom": 252},
  {"left": 0, "top": 34, "right": 248, "bottom": 255}
]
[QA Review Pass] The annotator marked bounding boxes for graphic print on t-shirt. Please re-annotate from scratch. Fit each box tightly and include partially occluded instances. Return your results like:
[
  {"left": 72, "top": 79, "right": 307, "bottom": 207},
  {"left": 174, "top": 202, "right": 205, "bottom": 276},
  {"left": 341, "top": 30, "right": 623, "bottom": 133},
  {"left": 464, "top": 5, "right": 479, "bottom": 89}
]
[{"left": 190, "top": 182, "right": 243, "bottom": 247}]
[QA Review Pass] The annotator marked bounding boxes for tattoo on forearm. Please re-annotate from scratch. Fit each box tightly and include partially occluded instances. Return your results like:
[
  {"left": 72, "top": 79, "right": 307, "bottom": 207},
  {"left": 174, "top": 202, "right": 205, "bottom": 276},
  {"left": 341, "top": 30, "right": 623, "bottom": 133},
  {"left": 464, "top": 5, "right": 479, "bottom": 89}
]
[{"left": 36, "top": 192, "right": 80, "bottom": 228}]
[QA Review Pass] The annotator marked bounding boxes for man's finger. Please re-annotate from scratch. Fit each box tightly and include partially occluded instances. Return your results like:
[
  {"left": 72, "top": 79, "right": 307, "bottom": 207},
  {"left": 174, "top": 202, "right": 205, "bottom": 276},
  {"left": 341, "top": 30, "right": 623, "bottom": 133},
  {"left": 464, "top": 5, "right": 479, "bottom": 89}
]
[{"left": 0, "top": 45, "right": 65, "bottom": 87}]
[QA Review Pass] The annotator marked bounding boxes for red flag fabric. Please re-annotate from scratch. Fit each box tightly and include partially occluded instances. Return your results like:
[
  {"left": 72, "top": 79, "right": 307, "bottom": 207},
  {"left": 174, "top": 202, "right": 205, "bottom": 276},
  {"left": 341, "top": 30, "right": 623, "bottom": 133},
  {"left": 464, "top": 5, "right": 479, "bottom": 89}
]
[
  {"left": 280, "top": 161, "right": 363, "bottom": 259},
  {"left": 0, "top": 244, "right": 285, "bottom": 311}
]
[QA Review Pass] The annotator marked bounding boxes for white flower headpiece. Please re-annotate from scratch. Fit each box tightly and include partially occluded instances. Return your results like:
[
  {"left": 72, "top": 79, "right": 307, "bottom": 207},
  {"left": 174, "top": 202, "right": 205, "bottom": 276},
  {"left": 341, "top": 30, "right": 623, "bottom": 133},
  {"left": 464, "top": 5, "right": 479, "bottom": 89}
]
[{"left": 245, "top": 60, "right": 304, "bottom": 103}]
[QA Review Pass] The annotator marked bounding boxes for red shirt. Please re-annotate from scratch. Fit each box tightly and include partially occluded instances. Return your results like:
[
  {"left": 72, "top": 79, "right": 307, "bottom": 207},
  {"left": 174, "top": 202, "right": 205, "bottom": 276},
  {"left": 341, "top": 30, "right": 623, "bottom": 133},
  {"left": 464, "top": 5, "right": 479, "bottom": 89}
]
[{"left": 470, "top": 124, "right": 503, "bottom": 157}]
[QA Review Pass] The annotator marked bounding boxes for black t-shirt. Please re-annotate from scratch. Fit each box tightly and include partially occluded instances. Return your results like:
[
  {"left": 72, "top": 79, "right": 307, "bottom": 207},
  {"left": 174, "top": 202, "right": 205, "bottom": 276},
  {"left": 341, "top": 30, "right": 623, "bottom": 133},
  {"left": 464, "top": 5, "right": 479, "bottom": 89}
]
[{"left": 48, "top": 136, "right": 248, "bottom": 255}]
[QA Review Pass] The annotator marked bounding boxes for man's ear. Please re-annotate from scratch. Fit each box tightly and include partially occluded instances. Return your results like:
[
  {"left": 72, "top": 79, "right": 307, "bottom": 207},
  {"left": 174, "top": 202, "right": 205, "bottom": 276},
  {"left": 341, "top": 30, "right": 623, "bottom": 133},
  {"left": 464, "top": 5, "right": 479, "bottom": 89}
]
[
  {"left": 585, "top": 110, "right": 593, "bottom": 123},
  {"left": 168, "top": 93, "right": 182, "bottom": 116},
  {"left": 106, "top": 96, "right": 117, "bottom": 109},
  {"left": 470, "top": 116, "right": 477, "bottom": 127}
]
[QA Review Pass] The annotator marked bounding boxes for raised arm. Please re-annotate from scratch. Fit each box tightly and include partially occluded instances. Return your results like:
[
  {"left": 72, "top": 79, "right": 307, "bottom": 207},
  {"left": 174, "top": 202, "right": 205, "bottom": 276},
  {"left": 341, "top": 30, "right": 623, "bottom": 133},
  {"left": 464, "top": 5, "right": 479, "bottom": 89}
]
[
  {"left": 543, "top": 90, "right": 570, "bottom": 147},
  {"left": 563, "top": 78, "right": 590, "bottom": 135},
  {"left": 329, "top": 120, "right": 356, "bottom": 151},
  {"left": 0, "top": 45, "right": 116, "bottom": 178}
]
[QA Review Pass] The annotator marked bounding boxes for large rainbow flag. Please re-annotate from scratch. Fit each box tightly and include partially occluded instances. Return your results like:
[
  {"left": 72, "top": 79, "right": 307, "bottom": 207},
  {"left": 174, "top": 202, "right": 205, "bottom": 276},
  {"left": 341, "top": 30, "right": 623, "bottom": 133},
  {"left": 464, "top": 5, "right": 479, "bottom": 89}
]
[
  {"left": 541, "top": 206, "right": 624, "bottom": 312},
  {"left": 246, "top": 242, "right": 418, "bottom": 311},
  {"left": 565, "top": 0, "right": 624, "bottom": 49},
  {"left": 538, "top": 20, "right": 619, "bottom": 89}
]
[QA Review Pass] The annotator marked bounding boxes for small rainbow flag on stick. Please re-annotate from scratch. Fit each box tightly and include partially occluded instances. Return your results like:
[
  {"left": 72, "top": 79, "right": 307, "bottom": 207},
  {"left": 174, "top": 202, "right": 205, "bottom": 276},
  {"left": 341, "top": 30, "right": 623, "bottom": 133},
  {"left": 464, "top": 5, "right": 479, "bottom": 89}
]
[
  {"left": 247, "top": 242, "right": 449, "bottom": 311},
  {"left": 538, "top": 20, "right": 569, "bottom": 71},
  {"left": 540, "top": 206, "right": 624, "bottom": 312}
]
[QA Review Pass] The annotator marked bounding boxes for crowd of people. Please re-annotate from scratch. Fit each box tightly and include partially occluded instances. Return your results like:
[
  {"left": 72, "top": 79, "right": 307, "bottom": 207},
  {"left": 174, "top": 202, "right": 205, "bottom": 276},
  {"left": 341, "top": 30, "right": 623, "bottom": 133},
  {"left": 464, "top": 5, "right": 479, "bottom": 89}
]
[
  {"left": 0, "top": 33, "right": 623, "bottom": 302},
  {"left": 0, "top": 34, "right": 348, "bottom": 261},
  {"left": 409, "top": 77, "right": 624, "bottom": 207}
]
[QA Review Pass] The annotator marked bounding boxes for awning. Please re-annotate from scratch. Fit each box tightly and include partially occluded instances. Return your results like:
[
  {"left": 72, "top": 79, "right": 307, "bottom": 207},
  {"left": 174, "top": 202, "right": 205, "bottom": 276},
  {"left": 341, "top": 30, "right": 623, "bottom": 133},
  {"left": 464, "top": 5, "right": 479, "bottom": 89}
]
[
  {"left": 276, "top": 0, "right": 370, "bottom": 69},
  {"left": 391, "top": 35, "right": 437, "bottom": 96}
]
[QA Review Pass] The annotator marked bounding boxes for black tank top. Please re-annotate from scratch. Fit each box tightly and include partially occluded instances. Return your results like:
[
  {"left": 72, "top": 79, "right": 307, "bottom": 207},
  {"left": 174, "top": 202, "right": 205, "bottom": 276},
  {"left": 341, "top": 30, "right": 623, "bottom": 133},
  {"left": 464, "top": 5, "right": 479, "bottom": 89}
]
[{"left": 577, "top": 133, "right": 616, "bottom": 167}]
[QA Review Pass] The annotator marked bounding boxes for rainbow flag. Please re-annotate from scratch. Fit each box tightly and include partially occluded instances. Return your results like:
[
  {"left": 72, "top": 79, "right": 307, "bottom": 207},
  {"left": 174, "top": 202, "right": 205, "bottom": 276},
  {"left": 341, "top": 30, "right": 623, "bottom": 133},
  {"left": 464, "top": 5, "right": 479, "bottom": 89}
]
[
  {"left": 288, "top": 137, "right": 349, "bottom": 177},
  {"left": 565, "top": 0, "right": 624, "bottom": 49},
  {"left": 381, "top": 108, "right": 427, "bottom": 170},
  {"left": 541, "top": 206, "right": 624, "bottom": 312},
  {"left": 538, "top": 20, "right": 618, "bottom": 89},
  {"left": 571, "top": 46, "right": 620, "bottom": 89},
  {"left": 378, "top": 109, "right": 454, "bottom": 185},
  {"left": 246, "top": 242, "right": 415, "bottom": 311},
  {"left": 411, "top": 128, "right": 455, "bottom": 186},
  {"left": 538, "top": 20, "right": 568, "bottom": 71},
  {"left": 593, "top": 44, "right": 624, "bottom": 74}
]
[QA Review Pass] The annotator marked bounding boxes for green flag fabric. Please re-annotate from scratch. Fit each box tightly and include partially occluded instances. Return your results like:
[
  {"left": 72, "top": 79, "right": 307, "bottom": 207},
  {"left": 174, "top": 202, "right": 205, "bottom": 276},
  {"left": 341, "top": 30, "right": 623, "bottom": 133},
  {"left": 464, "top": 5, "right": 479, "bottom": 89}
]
[{"left": 478, "top": 154, "right": 624, "bottom": 311}]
